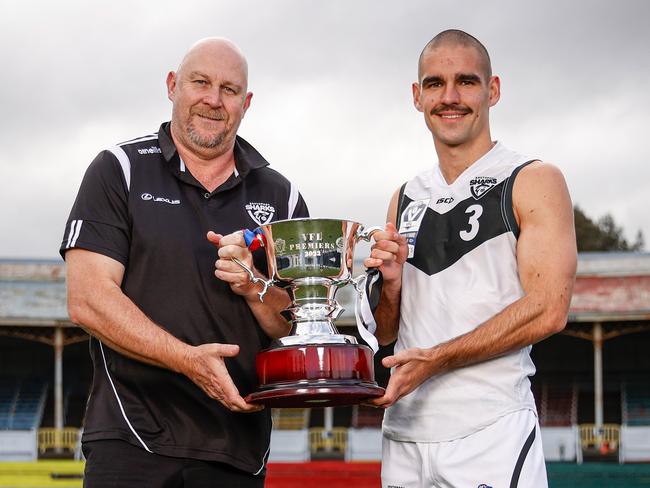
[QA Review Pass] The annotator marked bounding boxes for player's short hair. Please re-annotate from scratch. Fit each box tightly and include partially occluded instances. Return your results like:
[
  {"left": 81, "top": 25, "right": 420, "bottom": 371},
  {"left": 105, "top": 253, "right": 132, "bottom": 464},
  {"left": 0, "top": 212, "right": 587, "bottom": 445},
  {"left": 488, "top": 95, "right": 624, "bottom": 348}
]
[{"left": 418, "top": 29, "right": 492, "bottom": 81}]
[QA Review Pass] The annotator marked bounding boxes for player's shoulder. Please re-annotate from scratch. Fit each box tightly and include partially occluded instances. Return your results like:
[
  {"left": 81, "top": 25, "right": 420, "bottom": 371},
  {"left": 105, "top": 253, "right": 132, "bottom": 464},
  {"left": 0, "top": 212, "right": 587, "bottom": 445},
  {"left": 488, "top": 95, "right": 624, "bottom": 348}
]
[
  {"left": 516, "top": 160, "right": 567, "bottom": 190},
  {"left": 513, "top": 160, "right": 571, "bottom": 216}
]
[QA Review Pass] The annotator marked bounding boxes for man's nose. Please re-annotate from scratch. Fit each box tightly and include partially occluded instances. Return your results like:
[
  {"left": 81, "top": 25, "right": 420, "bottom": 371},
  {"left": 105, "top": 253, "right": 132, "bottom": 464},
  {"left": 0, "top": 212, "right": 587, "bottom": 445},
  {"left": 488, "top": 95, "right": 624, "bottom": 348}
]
[
  {"left": 441, "top": 83, "right": 461, "bottom": 105},
  {"left": 202, "top": 89, "right": 223, "bottom": 107}
]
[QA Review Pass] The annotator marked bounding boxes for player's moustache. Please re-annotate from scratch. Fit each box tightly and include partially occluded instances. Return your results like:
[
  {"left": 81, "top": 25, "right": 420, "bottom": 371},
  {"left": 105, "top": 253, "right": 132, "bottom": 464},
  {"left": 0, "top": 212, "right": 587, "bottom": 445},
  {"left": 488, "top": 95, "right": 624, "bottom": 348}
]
[{"left": 431, "top": 104, "right": 472, "bottom": 115}]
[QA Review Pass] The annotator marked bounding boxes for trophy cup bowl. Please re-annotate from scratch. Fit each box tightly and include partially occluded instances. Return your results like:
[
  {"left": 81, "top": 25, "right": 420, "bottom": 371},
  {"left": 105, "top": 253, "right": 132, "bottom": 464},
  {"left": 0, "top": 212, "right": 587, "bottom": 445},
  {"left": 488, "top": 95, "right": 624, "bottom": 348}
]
[{"left": 234, "top": 218, "right": 385, "bottom": 408}]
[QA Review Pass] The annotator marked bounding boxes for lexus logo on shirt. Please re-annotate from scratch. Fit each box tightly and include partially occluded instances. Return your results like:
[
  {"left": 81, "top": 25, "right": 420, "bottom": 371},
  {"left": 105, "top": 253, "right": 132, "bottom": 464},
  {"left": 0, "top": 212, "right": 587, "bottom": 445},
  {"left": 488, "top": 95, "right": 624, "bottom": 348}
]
[{"left": 141, "top": 193, "right": 180, "bottom": 205}]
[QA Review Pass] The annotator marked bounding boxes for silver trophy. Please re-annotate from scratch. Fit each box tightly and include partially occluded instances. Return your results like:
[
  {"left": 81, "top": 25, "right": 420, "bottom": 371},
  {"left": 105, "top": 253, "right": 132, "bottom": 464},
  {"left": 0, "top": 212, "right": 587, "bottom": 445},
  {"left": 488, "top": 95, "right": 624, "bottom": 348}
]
[{"left": 234, "top": 218, "right": 384, "bottom": 407}]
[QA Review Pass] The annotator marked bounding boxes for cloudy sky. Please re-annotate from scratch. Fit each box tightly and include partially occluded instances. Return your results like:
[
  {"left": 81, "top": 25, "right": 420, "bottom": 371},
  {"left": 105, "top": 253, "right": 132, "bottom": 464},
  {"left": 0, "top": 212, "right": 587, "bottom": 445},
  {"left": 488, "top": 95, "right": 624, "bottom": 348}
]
[{"left": 1, "top": 0, "right": 648, "bottom": 259}]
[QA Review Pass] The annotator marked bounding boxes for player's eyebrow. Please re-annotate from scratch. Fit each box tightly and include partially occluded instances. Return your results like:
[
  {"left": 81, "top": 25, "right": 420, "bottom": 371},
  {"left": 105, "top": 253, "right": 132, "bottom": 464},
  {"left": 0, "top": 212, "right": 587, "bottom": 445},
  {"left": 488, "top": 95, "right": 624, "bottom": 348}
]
[
  {"left": 456, "top": 73, "right": 482, "bottom": 83},
  {"left": 421, "top": 75, "right": 443, "bottom": 86}
]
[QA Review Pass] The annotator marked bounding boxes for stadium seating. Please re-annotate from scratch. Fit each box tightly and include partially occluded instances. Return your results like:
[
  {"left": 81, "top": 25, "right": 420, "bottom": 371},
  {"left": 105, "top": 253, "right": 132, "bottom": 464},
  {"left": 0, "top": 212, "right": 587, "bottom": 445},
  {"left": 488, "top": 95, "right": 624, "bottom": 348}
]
[
  {"left": 350, "top": 405, "right": 384, "bottom": 428},
  {"left": 538, "top": 378, "right": 578, "bottom": 427},
  {"left": 623, "top": 380, "right": 650, "bottom": 426},
  {"left": 0, "top": 378, "right": 48, "bottom": 431}
]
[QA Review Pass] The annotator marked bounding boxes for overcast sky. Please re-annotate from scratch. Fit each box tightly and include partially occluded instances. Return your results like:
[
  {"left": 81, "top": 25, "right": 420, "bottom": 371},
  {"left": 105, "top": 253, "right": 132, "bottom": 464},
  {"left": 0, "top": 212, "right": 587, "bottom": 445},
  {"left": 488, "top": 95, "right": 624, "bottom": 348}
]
[{"left": 1, "top": 0, "right": 648, "bottom": 259}]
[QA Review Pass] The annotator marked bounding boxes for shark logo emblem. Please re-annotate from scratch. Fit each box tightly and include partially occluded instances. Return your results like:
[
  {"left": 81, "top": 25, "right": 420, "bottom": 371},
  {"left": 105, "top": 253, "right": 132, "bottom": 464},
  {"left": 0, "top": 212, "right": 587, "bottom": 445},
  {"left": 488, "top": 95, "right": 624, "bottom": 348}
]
[
  {"left": 245, "top": 202, "right": 275, "bottom": 226},
  {"left": 469, "top": 176, "right": 498, "bottom": 200}
]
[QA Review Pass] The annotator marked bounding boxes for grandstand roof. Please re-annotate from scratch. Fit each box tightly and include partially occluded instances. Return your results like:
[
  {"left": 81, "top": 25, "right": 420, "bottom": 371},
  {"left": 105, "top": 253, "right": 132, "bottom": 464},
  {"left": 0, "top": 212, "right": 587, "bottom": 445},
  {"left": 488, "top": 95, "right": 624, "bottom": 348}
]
[
  {"left": 0, "top": 259, "right": 69, "bottom": 326},
  {"left": 569, "top": 252, "right": 650, "bottom": 322},
  {"left": 1, "top": 253, "right": 650, "bottom": 326}
]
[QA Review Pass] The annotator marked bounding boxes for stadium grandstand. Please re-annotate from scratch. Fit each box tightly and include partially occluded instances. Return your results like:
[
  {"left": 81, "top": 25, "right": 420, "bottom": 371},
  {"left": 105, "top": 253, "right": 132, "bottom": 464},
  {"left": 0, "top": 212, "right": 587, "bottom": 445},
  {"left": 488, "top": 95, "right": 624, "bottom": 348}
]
[{"left": 1, "top": 253, "right": 650, "bottom": 486}]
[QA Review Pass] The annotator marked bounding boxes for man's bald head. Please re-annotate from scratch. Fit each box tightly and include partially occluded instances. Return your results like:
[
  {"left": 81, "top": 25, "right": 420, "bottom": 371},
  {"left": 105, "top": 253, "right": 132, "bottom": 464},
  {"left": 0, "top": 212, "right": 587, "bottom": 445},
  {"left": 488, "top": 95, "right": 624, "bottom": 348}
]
[
  {"left": 177, "top": 37, "right": 249, "bottom": 90},
  {"left": 418, "top": 29, "right": 492, "bottom": 82}
]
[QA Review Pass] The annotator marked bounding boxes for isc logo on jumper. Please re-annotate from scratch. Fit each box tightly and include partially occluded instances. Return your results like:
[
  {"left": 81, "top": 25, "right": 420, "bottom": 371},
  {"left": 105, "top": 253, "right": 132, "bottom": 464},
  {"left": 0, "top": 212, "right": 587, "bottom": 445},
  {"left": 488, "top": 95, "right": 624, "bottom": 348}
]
[
  {"left": 469, "top": 176, "right": 498, "bottom": 199},
  {"left": 245, "top": 202, "right": 275, "bottom": 225}
]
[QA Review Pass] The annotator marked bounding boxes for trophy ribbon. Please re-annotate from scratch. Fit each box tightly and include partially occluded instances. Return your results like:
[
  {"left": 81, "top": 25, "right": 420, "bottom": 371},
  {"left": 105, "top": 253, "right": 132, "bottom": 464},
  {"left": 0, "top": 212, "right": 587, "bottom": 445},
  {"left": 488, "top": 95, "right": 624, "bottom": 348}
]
[{"left": 352, "top": 274, "right": 379, "bottom": 353}]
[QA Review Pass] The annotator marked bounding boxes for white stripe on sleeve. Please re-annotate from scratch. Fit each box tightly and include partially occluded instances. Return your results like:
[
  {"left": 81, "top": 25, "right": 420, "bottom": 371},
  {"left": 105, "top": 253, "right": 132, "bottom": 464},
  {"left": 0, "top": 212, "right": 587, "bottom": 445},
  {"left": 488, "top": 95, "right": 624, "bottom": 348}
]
[
  {"left": 108, "top": 145, "right": 132, "bottom": 191},
  {"left": 66, "top": 220, "right": 78, "bottom": 249},
  {"left": 70, "top": 220, "right": 83, "bottom": 248},
  {"left": 288, "top": 183, "right": 299, "bottom": 218}
]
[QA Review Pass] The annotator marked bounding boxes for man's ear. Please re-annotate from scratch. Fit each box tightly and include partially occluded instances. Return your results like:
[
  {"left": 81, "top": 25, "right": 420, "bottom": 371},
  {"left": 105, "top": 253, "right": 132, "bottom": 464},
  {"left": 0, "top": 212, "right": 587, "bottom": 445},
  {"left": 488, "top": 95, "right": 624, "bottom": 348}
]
[
  {"left": 241, "top": 92, "right": 253, "bottom": 117},
  {"left": 166, "top": 71, "right": 177, "bottom": 101},
  {"left": 412, "top": 82, "right": 423, "bottom": 112},
  {"left": 488, "top": 75, "right": 500, "bottom": 107}
]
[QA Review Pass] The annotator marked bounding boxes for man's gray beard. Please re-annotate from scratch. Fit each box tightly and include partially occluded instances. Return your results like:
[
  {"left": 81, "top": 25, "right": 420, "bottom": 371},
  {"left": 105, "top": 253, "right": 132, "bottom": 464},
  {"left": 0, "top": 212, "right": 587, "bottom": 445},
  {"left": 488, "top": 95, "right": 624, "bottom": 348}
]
[{"left": 187, "top": 124, "right": 227, "bottom": 149}]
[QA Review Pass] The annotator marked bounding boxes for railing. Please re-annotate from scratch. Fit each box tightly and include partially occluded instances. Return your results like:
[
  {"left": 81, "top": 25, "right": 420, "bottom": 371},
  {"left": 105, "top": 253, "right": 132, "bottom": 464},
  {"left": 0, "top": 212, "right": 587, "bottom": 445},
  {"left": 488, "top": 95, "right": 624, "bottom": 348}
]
[
  {"left": 272, "top": 408, "right": 309, "bottom": 430},
  {"left": 579, "top": 423, "right": 620, "bottom": 453},
  {"left": 309, "top": 428, "right": 347, "bottom": 455},
  {"left": 38, "top": 428, "right": 81, "bottom": 453}
]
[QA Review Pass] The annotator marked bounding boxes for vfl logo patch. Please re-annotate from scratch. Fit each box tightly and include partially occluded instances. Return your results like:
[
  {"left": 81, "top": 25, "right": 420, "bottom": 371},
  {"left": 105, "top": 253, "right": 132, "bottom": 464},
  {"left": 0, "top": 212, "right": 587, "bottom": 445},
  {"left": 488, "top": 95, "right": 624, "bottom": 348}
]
[
  {"left": 245, "top": 202, "right": 275, "bottom": 225},
  {"left": 399, "top": 198, "right": 429, "bottom": 259},
  {"left": 400, "top": 200, "right": 428, "bottom": 231},
  {"left": 469, "top": 176, "right": 498, "bottom": 199}
]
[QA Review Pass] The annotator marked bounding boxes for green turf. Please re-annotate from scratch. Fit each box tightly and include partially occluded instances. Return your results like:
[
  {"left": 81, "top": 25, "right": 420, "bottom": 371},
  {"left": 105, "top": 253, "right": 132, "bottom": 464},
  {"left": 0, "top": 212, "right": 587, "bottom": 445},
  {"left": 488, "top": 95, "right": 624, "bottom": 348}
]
[{"left": 547, "top": 462, "right": 650, "bottom": 487}]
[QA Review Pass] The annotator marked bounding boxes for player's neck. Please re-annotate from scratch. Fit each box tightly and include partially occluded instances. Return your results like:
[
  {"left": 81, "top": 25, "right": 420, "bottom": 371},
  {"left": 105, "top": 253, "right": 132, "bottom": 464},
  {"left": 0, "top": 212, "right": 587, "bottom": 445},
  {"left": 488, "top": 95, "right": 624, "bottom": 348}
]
[{"left": 434, "top": 136, "right": 496, "bottom": 185}]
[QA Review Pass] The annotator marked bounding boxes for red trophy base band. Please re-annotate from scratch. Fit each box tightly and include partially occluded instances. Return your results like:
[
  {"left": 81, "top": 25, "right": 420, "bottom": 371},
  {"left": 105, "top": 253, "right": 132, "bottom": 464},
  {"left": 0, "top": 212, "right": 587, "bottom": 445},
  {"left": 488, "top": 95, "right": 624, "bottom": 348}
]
[{"left": 245, "top": 344, "right": 385, "bottom": 408}]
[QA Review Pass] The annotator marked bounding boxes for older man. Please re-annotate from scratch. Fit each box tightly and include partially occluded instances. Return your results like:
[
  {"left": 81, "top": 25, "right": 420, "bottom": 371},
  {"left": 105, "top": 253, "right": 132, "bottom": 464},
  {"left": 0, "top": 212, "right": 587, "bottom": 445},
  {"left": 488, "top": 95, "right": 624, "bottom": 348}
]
[{"left": 61, "top": 38, "right": 308, "bottom": 487}]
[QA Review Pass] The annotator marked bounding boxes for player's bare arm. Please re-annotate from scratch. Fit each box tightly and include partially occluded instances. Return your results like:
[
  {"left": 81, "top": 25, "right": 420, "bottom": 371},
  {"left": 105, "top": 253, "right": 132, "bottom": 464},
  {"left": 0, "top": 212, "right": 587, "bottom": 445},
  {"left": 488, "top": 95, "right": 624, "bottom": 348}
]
[
  {"left": 364, "top": 187, "right": 408, "bottom": 345},
  {"left": 66, "top": 249, "right": 261, "bottom": 412},
  {"left": 208, "top": 230, "right": 293, "bottom": 339},
  {"left": 371, "top": 162, "right": 577, "bottom": 407}
]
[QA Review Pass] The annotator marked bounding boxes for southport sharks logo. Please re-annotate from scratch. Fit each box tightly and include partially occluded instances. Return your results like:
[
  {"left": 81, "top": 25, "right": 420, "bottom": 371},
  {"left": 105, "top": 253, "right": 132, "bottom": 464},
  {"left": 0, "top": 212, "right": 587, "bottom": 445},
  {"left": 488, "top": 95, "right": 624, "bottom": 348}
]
[
  {"left": 245, "top": 202, "right": 275, "bottom": 225},
  {"left": 469, "top": 176, "right": 498, "bottom": 199}
]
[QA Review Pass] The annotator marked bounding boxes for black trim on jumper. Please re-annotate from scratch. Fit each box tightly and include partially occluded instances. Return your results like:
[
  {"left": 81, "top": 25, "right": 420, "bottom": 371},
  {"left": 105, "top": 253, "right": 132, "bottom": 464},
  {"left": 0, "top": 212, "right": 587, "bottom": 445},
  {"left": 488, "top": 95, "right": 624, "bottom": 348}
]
[{"left": 502, "top": 160, "right": 538, "bottom": 239}]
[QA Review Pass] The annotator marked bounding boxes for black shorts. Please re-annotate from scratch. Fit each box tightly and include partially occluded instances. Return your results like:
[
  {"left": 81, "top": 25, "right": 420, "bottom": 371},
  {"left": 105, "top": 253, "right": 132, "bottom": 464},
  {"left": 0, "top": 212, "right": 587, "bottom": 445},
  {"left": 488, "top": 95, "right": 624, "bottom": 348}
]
[{"left": 82, "top": 439, "right": 265, "bottom": 488}]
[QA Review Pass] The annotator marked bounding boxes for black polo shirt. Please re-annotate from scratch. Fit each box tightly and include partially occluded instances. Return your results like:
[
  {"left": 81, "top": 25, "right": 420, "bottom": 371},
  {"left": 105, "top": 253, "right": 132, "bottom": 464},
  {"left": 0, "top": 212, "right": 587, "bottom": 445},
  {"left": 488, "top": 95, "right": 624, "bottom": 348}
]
[{"left": 60, "top": 122, "right": 309, "bottom": 473}]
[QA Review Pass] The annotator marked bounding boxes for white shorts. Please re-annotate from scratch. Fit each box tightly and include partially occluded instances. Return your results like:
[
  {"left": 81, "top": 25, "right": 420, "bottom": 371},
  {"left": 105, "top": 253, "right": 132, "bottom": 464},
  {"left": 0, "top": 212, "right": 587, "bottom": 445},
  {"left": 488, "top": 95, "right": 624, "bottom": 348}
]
[{"left": 381, "top": 409, "right": 548, "bottom": 488}]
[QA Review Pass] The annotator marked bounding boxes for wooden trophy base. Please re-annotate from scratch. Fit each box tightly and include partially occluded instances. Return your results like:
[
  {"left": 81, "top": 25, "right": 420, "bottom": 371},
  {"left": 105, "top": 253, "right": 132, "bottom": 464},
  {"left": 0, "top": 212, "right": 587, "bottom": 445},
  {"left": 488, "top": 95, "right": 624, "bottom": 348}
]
[{"left": 245, "top": 343, "right": 385, "bottom": 408}]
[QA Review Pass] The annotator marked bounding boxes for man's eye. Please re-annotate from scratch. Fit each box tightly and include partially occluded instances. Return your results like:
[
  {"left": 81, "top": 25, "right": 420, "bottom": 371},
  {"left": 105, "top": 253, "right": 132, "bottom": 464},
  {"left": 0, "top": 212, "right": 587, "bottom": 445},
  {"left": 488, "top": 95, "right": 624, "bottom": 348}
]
[
  {"left": 193, "top": 79, "right": 207, "bottom": 85},
  {"left": 223, "top": 86, "right": 236, "bottom": 94}
]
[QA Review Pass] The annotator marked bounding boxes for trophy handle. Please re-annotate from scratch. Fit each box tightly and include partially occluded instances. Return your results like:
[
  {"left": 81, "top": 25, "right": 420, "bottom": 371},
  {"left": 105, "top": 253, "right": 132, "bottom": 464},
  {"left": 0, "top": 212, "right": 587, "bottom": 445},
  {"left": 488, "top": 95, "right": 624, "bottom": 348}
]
[
  {"left": 231, "top": 257, "right": 274, "bottom": 303},
  {"left": 355, "top": 225, "right": 383, "bottom": 242}
]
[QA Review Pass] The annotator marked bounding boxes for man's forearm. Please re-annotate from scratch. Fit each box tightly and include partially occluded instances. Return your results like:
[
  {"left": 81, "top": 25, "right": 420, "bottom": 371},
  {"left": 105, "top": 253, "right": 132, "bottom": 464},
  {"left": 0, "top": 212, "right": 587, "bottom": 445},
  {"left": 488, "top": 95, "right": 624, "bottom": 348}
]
[
  {"left": 245, "top": 284, "right": 292, "bottom": 339},
  {"left": 428, "top": 290, "right": 568, "bottom": 375},
  {"left": 69, "top": 279, "right": 190, "bottom": 372},
  {"left": 373, "top": 279, "right": 402, "bottom": 345}
]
